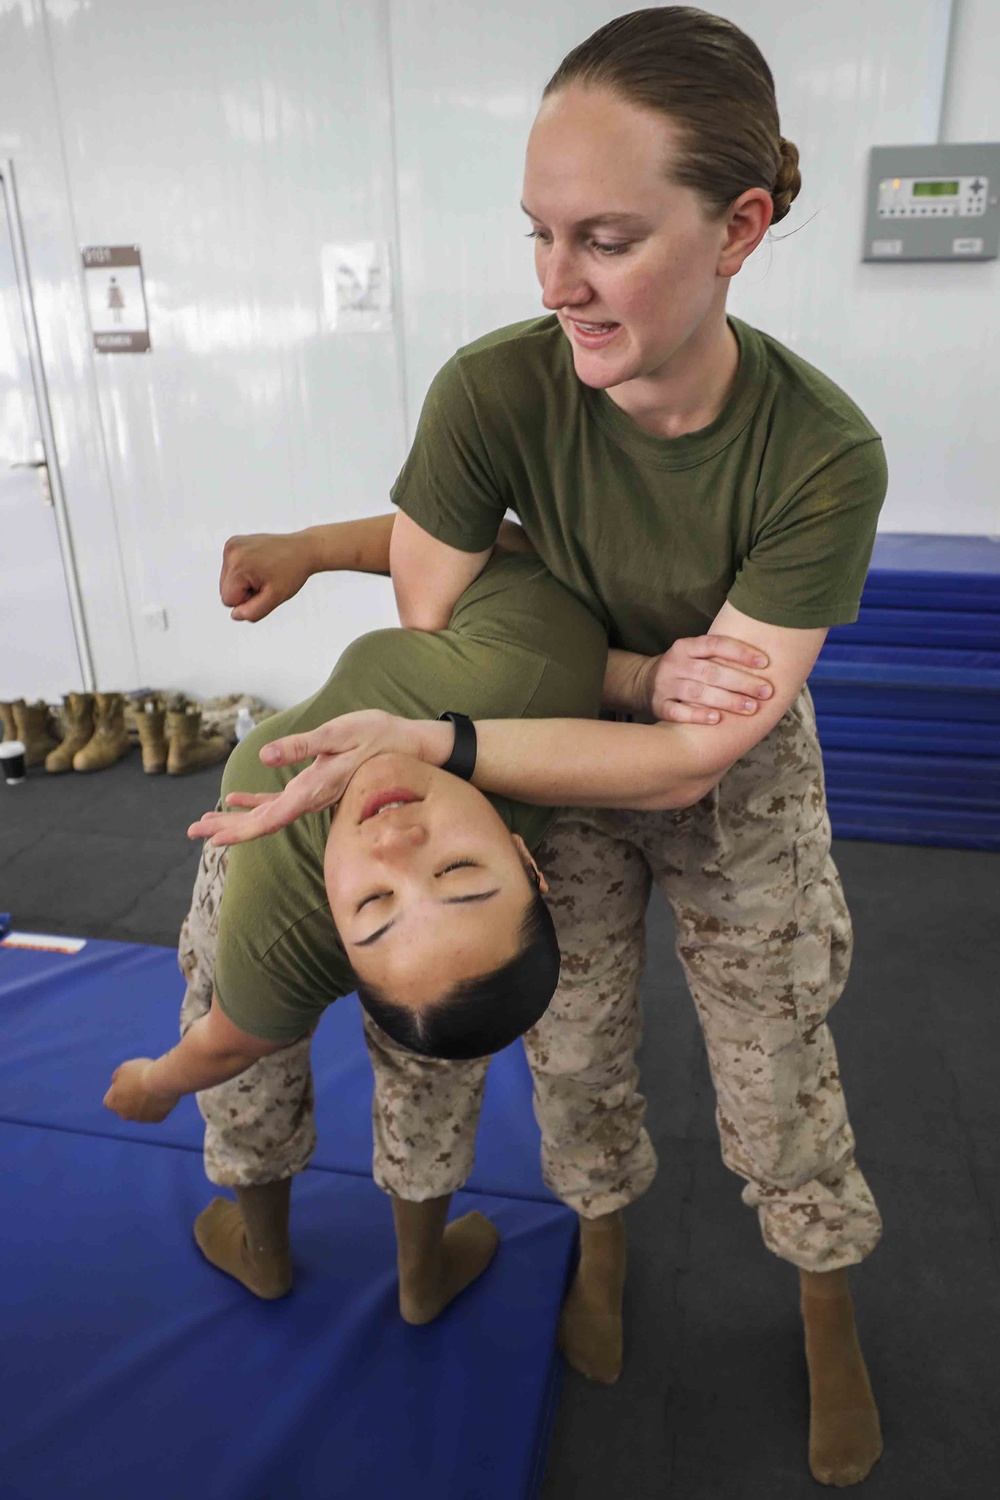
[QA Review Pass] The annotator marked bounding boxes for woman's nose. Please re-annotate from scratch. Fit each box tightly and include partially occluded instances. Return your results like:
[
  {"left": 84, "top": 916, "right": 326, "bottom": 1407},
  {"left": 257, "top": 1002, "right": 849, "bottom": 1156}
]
[
  {"left": 540, "top": 248, "right": 589, "bottom": 310},
  {"left": 372, "top": 821, "right": 429, "bottom": 857}
]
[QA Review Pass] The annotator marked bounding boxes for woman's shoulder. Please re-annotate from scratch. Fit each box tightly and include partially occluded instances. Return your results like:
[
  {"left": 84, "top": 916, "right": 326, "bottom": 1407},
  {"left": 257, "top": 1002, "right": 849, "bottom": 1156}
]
[
  {"left": 738, "top": 317, "right": 881, "bottom": 449},
  {"left": 455, "top": 313, "right": 563, "bottom": 364},
  {"left": 446, "top": 315, "right": 573, "bottom": 403}
]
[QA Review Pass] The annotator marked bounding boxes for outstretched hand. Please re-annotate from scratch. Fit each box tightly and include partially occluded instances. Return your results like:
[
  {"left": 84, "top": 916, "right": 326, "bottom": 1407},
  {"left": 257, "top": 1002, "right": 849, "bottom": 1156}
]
[{"left": 187, "top": 710, "right": 424, "bottom": 846}]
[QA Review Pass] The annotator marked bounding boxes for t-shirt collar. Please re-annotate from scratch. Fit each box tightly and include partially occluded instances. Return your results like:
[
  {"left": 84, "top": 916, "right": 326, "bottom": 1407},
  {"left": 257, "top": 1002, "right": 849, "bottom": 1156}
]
[{"left": 580, "top": 315, "right": 766, "bottom": 471}]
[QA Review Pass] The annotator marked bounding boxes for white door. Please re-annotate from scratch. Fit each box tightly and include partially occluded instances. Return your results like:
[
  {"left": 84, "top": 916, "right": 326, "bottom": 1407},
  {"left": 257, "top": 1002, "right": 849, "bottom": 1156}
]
[{"left": 0, "top": 165, "right": 86, "bottom": 703}]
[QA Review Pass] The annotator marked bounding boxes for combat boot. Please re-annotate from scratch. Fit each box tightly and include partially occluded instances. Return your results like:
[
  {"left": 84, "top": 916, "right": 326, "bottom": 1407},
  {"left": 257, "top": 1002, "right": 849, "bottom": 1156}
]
[
  {"left": 13, "top": 700, "right": 61, "bottom": 768},
  {"left": 166, "top": 705, "right": 229, "bottom": 775},
  {"left": 124, "top": 689, "right": 170, "bottom": 746},
  {"left": 73, "top": 692, "right": 131, "bottom": 772},
  {"left": 136, "top": 697, "right": 168, "bottom": 774},
  {"left": 45, "top": 693, "right": 95, "bottom": 773},
  {"left": 1, "top": 700, "right": 20, "bottom": 742}
]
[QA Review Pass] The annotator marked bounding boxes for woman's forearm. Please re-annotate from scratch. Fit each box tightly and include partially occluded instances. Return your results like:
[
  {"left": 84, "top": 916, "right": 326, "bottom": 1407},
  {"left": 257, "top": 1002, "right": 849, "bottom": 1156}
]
[
  {"left": 144, "top": 1014, "right": 267, "bottom": 1099},
  {"left": 414, "top": 715, "right": 720, "bottom": 811},
  {"left": 299, "top": 515, "right": 395, "bottom": 577}
]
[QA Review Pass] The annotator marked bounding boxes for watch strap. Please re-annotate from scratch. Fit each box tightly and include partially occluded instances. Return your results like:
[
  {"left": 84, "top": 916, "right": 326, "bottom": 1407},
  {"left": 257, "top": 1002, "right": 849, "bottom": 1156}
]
[{"left": 435, "top": 711, "right": 477, "bottom": 781}]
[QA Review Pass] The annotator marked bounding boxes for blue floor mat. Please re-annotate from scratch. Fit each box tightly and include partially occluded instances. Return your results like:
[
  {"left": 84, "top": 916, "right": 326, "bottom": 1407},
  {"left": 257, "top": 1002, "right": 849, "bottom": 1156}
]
[
  {"left": 821, "top": 748, "right": 1000, "bottom": 807},
  {"left": 816, "top": 714, "right": 999, "bottom": 758},
  {"left": 861, "top": 533, "right": 1000, "bottom": 612},
  {"left": 0, "top": 938, "right": 551, "bottom": 1203},
  {"left": 0, "top": 1120, "right": 574, "bottom": 1500},
  {"left": 826, "top": 796, "right": 1000, "bottom": 851},
  {"left": 828, "top": 607, "right": 1000, "bottom": 651}
]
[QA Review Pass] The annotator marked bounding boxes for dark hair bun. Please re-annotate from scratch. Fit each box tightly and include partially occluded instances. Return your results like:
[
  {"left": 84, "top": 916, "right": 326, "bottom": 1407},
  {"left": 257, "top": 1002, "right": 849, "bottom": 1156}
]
[{"left": 772, "top": 137, "right": 801, "bottom": 223}]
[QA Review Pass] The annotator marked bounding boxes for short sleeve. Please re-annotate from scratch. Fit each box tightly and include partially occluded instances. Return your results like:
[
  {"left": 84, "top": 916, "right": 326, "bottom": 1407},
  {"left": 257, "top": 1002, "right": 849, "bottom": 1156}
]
[
  {"left": 727, "top": 439, "right": 888, "bottom": 628},
  {"left": 391, "top": 356, "right": 508, "bottom": 553},
  {"left": 213, "top": 936, "right": 329, "bottom": 1043}
]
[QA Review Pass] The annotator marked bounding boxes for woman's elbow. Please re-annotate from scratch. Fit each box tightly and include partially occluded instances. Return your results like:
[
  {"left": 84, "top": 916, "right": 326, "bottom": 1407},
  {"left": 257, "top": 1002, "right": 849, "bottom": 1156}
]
[
  {"left": 398, "top": 605, "right": 450, "bottom": 632},
  {"left": 645, "top": 771, "right": 721, "bottom": 812}
]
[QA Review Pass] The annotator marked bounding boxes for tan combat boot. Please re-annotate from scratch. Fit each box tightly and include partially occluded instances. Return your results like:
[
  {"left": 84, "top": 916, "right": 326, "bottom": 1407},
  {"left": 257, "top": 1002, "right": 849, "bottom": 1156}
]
[
  {"left": 1, "top": 700, "right": 21, "bottom": 742},
  {"left": 45, "top": 693, "right": 95, "bottom": 773},
  {"left": 13, "top": 700, "right": 61, "bottom": 768},
  {"left": 136, "top": 697, "right": 168, "bottom": 774},
  {"left": 73, "top": 692, "right": 131, "bottom": 772},
  {"left": 166, "top": 705, "right": 229, "bottom": 775}
]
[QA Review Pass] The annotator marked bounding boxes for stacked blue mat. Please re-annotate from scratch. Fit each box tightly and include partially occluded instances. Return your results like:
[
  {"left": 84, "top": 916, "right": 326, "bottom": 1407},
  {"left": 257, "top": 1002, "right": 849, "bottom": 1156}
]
[
  {"left": 0, "top": 935, "right": 576, "bottom": 1500},
  {"left": 810, "top": 534, "right": 1000, "bottom": 851}
]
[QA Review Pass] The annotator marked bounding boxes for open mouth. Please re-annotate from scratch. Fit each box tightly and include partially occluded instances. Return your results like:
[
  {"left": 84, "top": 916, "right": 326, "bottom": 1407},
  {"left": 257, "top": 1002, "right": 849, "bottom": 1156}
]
[
  {"left": 568, "top": 318, "right": 621, "bottom": 348},
  {"left": 359, "top": 788, "right": 423, "bottom": 823}
]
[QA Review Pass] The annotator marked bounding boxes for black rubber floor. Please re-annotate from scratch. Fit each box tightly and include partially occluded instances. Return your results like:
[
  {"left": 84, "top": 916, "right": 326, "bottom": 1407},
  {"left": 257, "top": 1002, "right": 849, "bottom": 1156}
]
[{"left": 2, "top": 750, "right": 997, "bottom": 1499}]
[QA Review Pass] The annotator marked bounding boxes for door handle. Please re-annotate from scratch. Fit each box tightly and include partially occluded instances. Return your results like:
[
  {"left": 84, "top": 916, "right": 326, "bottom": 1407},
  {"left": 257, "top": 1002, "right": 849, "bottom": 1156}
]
[{"left": 9, "top": 459, "right": 53, "bottom": 505}]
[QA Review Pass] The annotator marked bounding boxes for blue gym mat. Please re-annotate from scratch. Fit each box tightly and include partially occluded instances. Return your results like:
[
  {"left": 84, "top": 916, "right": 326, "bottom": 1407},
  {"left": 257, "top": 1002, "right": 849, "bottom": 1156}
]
[
  {"left": 860, "top": 533, "right": 1000, "bottom": 612},
  {"left": 0, "top": 937, "right": 552, "bottom": 1204},
  {"left": 824, "top": 797, "right": 1000, "bottom": 850},
  {"left": 0, "top": 940, "right": 574, "bottom": 1500},
  {"left": 813, "top": 535, "right": 1000, "bottom": 851}
]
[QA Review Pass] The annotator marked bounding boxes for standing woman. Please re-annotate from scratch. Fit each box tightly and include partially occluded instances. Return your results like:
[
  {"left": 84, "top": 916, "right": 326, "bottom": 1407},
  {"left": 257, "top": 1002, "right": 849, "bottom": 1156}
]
[
  {"left": 390, "top": 7, "right": 887, "bottom": 1487},
  {"left": 220, "top": 8, "right": 887, "bottom": 1487}
]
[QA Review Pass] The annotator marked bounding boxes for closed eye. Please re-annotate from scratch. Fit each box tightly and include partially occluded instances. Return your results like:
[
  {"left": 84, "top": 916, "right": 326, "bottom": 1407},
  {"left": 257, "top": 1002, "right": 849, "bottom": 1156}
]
[
  {"left": 356, "top": 890, "right": 390, "bottom": 913},
  {"left": 355, "top": 862, "right": 476, "bottom": 912}
]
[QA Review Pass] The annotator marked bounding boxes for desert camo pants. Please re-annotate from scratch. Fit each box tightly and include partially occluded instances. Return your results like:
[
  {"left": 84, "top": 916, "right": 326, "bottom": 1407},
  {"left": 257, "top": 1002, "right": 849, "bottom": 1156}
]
[{"left": 179, "top": 688, "right": 881, "bottom": 1272}]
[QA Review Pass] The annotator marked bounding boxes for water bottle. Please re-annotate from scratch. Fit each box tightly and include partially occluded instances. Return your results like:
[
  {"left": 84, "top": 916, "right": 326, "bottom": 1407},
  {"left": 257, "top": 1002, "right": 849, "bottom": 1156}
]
[{"left": 235, "top": 706, "right": 256, "bottom": 742}]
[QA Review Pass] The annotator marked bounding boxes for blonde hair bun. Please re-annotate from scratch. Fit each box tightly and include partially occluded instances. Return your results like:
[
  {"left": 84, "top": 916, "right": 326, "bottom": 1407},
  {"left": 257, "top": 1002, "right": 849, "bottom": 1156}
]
[{"left": 772, "top": 137, "right": 802, "bottom": 223}]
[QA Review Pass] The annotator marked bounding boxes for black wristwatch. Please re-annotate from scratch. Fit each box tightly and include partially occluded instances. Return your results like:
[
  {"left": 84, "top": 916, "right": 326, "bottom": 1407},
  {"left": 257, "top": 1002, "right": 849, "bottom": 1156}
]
[{"left": 436, "top": 711, "right": 477, "bottom": 781}]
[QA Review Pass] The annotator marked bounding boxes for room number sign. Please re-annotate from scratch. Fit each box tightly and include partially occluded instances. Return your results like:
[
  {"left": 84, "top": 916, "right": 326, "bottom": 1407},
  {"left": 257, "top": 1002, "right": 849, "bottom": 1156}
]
[{"left": 81, "top": 245, "right": 151, "bottom": 352}]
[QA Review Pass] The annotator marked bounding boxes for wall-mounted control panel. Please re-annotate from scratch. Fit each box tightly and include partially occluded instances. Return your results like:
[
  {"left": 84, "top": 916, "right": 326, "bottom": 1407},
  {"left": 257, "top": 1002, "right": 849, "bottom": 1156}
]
[{"left": 863, "top": 143, "right": 1000, "bottom": 261}]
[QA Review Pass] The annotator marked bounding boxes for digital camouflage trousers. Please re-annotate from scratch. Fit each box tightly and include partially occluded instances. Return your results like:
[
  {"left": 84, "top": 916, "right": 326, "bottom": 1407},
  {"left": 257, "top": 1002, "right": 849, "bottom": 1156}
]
[{"left": 178, "top": 688, "right": 881, "bottom": 1272}]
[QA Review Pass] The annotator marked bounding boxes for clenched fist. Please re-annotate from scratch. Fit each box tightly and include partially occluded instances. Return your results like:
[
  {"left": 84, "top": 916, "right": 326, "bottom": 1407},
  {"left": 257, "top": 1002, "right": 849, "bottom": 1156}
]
[
  {"left": 219, "top": 531, "right": 314, "bottom": 623},
  {"left": 103, "top": 1058, "right": 180, "bottom": 1124}
]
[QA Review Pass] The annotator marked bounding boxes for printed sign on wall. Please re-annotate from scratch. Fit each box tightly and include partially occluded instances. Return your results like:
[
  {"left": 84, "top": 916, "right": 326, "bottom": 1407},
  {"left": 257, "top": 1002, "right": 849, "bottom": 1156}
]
[
  {"left": 321, "top": 240, "right": 392, "bottom": 332},
  {"left": 82, "top": 246, "right": 151, "bottom": 352}
]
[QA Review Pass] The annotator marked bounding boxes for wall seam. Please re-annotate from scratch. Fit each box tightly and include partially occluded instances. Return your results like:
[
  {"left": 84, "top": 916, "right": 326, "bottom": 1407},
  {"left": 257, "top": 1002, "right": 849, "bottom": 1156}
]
[
  {"left": 936, "top": 0, "right": 961, "bottom": 142},
  {"left": 382, "top": 0, "right": 411, "bottom": 452},
  {"left": 38, "top": 0, "right": 141, "bottom": 686}
]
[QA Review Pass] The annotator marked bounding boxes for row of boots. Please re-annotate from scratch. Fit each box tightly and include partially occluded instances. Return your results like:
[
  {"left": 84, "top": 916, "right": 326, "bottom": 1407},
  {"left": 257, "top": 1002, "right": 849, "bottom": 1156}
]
[{"left": 0, "top": 694, "right": 229, "bottom": 776}]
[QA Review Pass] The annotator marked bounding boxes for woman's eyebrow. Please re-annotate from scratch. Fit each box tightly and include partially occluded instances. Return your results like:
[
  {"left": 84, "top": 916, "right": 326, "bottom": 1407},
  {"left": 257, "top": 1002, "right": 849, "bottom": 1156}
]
[{"left": 520, "top": 202, "right": 649, "bottom": 231}]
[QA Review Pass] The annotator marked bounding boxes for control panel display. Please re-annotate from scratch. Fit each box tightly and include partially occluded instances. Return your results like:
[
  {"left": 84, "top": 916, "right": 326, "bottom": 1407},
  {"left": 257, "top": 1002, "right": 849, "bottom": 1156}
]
[
  {"left": 877, "top": 174, "right": 986, "bottom": 219},
  {"left": 864, "top": 144, "right": 1000, "bottom": 261}
]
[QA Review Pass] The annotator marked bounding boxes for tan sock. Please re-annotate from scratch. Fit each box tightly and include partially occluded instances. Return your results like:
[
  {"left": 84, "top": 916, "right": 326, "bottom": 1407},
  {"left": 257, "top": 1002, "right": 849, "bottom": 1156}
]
[
  {"left": 193, "top": 1182, "right": 293, "bottom": 1301},
  {"left": 392, "top": 1195, "right": 500, "bottom": 1326},
  {"left": 557, "top": 1210, "right": 626, "bottom": 1384},
  {"left": 800, "top": 1268, "right": 883, "bottom": 1486}
]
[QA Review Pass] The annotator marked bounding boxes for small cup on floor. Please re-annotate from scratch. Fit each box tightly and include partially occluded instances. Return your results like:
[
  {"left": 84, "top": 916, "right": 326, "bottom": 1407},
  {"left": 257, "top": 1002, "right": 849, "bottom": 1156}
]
[{"left": 1, "top": 740, "right": 27, "bottom": 784}]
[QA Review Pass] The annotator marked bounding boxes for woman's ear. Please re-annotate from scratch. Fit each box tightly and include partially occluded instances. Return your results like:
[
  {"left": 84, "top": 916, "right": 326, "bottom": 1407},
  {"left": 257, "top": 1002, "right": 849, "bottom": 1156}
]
[{"left": 511, "top": 833, "right": 549, "bottom": 895}]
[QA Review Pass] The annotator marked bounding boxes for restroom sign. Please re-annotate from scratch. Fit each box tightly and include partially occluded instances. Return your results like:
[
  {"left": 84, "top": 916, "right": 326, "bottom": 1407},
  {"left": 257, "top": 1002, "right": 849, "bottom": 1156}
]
[{"left": 82, "top": 245, "right": 151, "bottom": 352}]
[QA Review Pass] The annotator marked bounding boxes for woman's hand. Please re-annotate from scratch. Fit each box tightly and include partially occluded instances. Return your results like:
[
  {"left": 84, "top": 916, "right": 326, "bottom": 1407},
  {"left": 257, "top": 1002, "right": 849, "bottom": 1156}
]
[
  {"left": 219, "top": 530, "right": 315, "bottom": 622},
  {"left": 187, "top": 710, "right": 425, "bottom": 846},
  {"left": 644, "top": 635, "right": 774, "bottom": 724},
  {"left": 103, "top": 1059, "right": 180, "bottom": 1123}
]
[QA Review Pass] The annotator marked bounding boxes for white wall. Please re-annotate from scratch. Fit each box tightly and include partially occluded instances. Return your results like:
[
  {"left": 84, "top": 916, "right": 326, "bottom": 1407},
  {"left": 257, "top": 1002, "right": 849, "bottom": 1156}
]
[
  {"left": 2, "top": 0, "right": 404, "bottom": 707},
  {"left": 1, "top": 1, "right": 998, "bottom": 707}
]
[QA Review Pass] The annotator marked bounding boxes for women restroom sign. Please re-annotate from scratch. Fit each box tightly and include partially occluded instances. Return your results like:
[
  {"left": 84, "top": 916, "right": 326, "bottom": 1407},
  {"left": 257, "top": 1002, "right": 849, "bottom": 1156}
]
[{"left": 82, "top": 245, "right": 150, "bottom": 352}]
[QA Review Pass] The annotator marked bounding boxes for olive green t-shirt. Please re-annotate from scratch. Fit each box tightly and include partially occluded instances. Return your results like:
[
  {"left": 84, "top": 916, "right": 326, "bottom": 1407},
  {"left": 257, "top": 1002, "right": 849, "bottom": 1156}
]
[
  {"left": 391, "top": 315, "right": 888, "bottom": 653},
  {"left": 212, "top": 552, "right": 607, "bottom": 1042}
]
